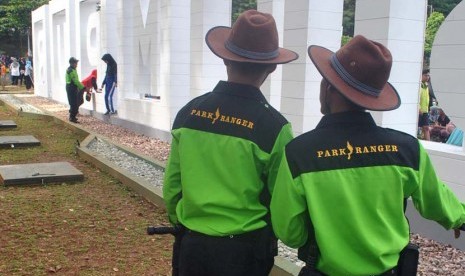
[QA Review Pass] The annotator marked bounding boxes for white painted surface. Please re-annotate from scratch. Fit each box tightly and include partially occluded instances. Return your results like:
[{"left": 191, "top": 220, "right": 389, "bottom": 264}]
[{"left": 431, "top": 1, "right": 465, "bottom": 135}]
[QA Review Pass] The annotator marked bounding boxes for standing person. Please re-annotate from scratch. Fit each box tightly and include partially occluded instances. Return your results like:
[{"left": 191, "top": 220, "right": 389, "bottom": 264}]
[
  {"left": 423, "top": 68, "right": 438, "bottom": 109},
  {"left": 9, "top": 57, "right": 20, "bottom": 85},
  {"left": 0, "top": 62, "right": 7, "bottom": 90},
  {"left": 270, "top": 35, "right": 465, "bottom": 276},
  {"left": 24, "top": 59, "right": 34, "bottom": 91},
  {"left": 419, "top": 69, "right": 431, "bottom": 140},
  {"left": 66, "top": 57, "right": 85, "bottom": 123},
  {"left": 18, "top": 57, "right": 25, "bottom": 86},
  {"left": 163, "top": 10, "right": 298, "bottom": 276},
  {"left": 81, "top": 69, "right": 98, "bottom": 104},
  {"left": 100, "top": 53, "right": 117, "bottom": 115}
]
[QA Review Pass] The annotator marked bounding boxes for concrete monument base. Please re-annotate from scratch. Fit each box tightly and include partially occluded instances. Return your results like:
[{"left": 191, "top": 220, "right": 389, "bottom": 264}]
[{"left": 0, "top": 161, "right": 84, "bottom": 186}]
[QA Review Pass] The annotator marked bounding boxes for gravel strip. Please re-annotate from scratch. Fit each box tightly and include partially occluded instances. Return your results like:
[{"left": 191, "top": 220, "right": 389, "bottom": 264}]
[
  {"left": 87, "top": 137, "right": 164, "bottom": 188},
  {"left": 15, "top": 94, "right": 171, "bottom": 161},
  {"left": 87, "top": 136, "right": 304, "bottom": 267},
  {"left": 0, "top": 94, "right": 44, "bottom": 114},
  {"left": 9, "top": 94, "right": 465, "bottom": 275}
]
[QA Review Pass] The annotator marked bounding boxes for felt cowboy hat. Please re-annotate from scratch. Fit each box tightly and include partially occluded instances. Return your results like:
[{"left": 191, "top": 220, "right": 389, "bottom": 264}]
[
  {"left": 205, "top": 9, "right": 298, "bottom": 64},
  {"left": 308, "top": 35, "right": 401, "bottom": 111}
]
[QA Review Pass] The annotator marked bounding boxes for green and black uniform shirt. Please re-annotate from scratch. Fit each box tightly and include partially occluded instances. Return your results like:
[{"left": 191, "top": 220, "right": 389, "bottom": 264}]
[
  {"left": 163, "top": 81, "right": 293, "bottom": 236},
  {"left": 66, "top": 66, "right": 84, "bottom": 90},
  {"left": 271, "top": 111, "right": 465, "bottom": 276}
]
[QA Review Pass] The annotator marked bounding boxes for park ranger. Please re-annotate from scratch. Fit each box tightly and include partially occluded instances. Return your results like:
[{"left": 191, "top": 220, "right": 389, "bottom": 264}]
[
  {"left": 163, "top": 9, "right": 298, "bottom": 276},
  {"left": 65, "top": 57, "right": 85, "bottom": 123},
  {"left": 270, "top": 35, "right": 465, "bottom": 276}
]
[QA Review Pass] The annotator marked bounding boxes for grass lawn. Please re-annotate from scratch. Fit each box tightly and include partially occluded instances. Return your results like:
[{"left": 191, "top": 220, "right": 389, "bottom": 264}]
[{"left": 0, "top": 103, "right": 172, "bottom": 275}]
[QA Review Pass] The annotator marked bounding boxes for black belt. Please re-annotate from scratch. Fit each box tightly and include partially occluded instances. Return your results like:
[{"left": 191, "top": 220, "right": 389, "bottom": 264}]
[
  {"left": 303, "top": 266, "right": 397, "bottom": 276},
  {"left": 379, "top": 266, "right": 397, "bottom": 276},
  {"left": 185, "top": 227, "right": 264, "bottom": 242}
]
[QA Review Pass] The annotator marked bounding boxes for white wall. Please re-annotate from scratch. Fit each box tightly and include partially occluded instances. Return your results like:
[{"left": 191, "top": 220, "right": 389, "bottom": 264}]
[
  {"left": 258, "top": 0, "right": 285, "bottom": 109},
  {"left": 355, "top": 0, "right": 427, "bottom": 136},
  {"left": 32, "top": 5, "right": 52, "bottom": 99},
  {"left": 280, "top": 0, "right": 344, "bottom": 135},
  {"left": 422, "top": 1, "right": 465, "bottom": 199},
  {"left": 31, "top": 0, "right": 443, "bottom": 137},
  {"left": 431, "top": 1, "right": 465, "bottom": 138}
]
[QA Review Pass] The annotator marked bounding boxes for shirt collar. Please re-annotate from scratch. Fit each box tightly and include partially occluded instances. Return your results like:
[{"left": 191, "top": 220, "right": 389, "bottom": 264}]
[
  {"left": 212, "top": 81, "right": 268, "bottom": 103},
  {"left": 316, "top": 111, "right": 377, "bottom": 129}
]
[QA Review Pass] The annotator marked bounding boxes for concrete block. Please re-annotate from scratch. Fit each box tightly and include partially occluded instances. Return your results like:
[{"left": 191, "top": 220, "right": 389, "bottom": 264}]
[
  {"left": 0, "top": 135, "right": 40, "bottom": 148},
  {"left": 0, "top": 162, "right": 84, "bottom": 186},
  {"left": 0, "top": 120, "right": 17, "bottom": 129}
]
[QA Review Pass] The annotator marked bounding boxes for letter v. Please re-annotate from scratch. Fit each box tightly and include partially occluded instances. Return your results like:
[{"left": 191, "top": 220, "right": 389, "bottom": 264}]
[{"left": 140, "top": 0, "right": 150, "bottom": 28}]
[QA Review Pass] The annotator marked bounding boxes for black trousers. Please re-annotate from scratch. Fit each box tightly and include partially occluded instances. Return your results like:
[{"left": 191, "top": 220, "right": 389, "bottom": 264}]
[
  {"left": 178, "top": 229, "right": 274, "bottom": 276},
  {"left": 66, "top": 84, "right": 79, "bottom": 119},
  {"left": 25, "top": 75, "right": 33, "bottom": 90},
  {"left": 77, "top": 88, "right": 85, "bottom": 107}
]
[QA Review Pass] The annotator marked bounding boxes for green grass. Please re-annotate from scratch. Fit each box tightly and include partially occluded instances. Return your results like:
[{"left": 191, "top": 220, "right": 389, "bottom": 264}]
[
  {"left": 0, "top": 107, "right": 86, "bottom": 163},
  {"left": 0, "top": 103, "right": 172, "bottom": 275}
]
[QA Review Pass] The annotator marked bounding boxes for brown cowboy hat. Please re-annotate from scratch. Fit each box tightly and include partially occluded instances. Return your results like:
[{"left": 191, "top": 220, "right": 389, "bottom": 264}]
[
  {"left": 308, "top": 35, "right": 400, "bottom": 111},
  {"left": 205, "top": 10, "right": 298, "bottom": 64}
]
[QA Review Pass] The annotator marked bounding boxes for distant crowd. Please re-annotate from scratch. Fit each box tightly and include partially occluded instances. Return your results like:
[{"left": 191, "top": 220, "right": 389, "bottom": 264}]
[
  {"left": 0, "top": 54, "right": 34, "bottom": 91},
  {"left": 418, "top": 69, "right": 463, "bottom": 146}
]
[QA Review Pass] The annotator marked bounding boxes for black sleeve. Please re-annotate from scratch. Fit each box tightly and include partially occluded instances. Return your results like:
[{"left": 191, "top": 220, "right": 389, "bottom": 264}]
[
  {"left": 445, "top": 116, "right": 451, "bottom": 125},
  {"left": 428, "top": 81, "right": 437, "bottom": 100},
  {"left": 92, "top": 78, "right": 98, "bottom": 90}
]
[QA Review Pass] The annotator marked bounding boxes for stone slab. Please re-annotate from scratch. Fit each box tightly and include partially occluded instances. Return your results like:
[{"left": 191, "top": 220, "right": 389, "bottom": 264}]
[
  {"left": 0, "top": 135, "right": 40, "bottom": 148},
  {"left": 0, "top": 162, "right": 84, "bottom": 186},
  {"left": 0, "top": 120, "right": 17, "bottom": 129}
]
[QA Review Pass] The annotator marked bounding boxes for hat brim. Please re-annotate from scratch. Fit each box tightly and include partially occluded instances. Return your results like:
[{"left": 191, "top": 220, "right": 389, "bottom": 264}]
[
  {"left": 206, "top": 26, "right": 298, "bottom": 64},
  {"left": 308, "top": 45, "right": 401, "bottom": 111}
]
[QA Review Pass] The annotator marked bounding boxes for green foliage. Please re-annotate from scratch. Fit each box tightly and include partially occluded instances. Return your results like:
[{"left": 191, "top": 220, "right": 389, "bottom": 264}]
[
  {"left": 342, "top": 0, "right": 460, "bottom": 37},
  {"left": 0, "top": 0, "right": 49, "bottom": 56},
  {"left": 343, "top": 0, "right": 355, "bottom": 36},
  {"left": 341, "top": 35, "right": 352, "bottom": 47},
  {"left": 424, "top": 11, "right": 445, "bottom": 61},
  {"left": 429, "top": 0, "right": 461, "bottom": 16},
  {"left": 232, "top": 0, "right": 256, "bottom": 24},
  {"left": 0, "top": 0, "right": 49, "bottom": 36}
]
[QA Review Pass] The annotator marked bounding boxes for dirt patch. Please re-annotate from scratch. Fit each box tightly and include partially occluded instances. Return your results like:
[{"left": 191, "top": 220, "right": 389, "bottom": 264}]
[{"left": 0, "top": 104, "right": 172, "bottom": 275}]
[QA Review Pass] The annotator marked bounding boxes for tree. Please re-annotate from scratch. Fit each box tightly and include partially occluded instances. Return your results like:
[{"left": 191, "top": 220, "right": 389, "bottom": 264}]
[
  {"left": 429, "top": 0, "right": 462, "bottom": 17},
  {"left": 232, "top": 0, "right": 256, "bottom": 24},
  {"left": 342, "top": 0, "right": 460, "bottom": 48},
  {"left": 341, "top": 35, "right": 352, "bottom": 47},
  {"left": 0, "top": 0, "right": 49, "bottom": 56},
  {"left": 424, "top": 11, "right": 445, "bottom": 63},
  {"left": 343, "top": 0, "right": 355, "bottom": 37}
]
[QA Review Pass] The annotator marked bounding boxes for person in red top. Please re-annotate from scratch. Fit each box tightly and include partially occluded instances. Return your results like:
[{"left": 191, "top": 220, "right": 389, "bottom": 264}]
[
  {"left": 0, "top": 62, "right": 7, "bottom": 90},
  {"left": 79, "top": 69, "right": 98, "bottom": 106}
]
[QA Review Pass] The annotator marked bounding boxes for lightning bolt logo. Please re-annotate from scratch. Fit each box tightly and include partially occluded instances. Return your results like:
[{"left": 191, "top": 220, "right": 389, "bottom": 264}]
[
  {"left": 212, "top": 108, "right": 220, "bottom": 124},
  {"left": 347, "top": 141, "right": 353, "bottom": 160}
]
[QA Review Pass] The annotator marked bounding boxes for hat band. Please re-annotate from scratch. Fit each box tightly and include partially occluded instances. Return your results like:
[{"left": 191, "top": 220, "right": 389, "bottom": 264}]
[
  {"left": 330, "top": 54, "right": 381, "bottom": 97},
  {"left": 225, "top": 40, "right": 279, "bottom": 60}
]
